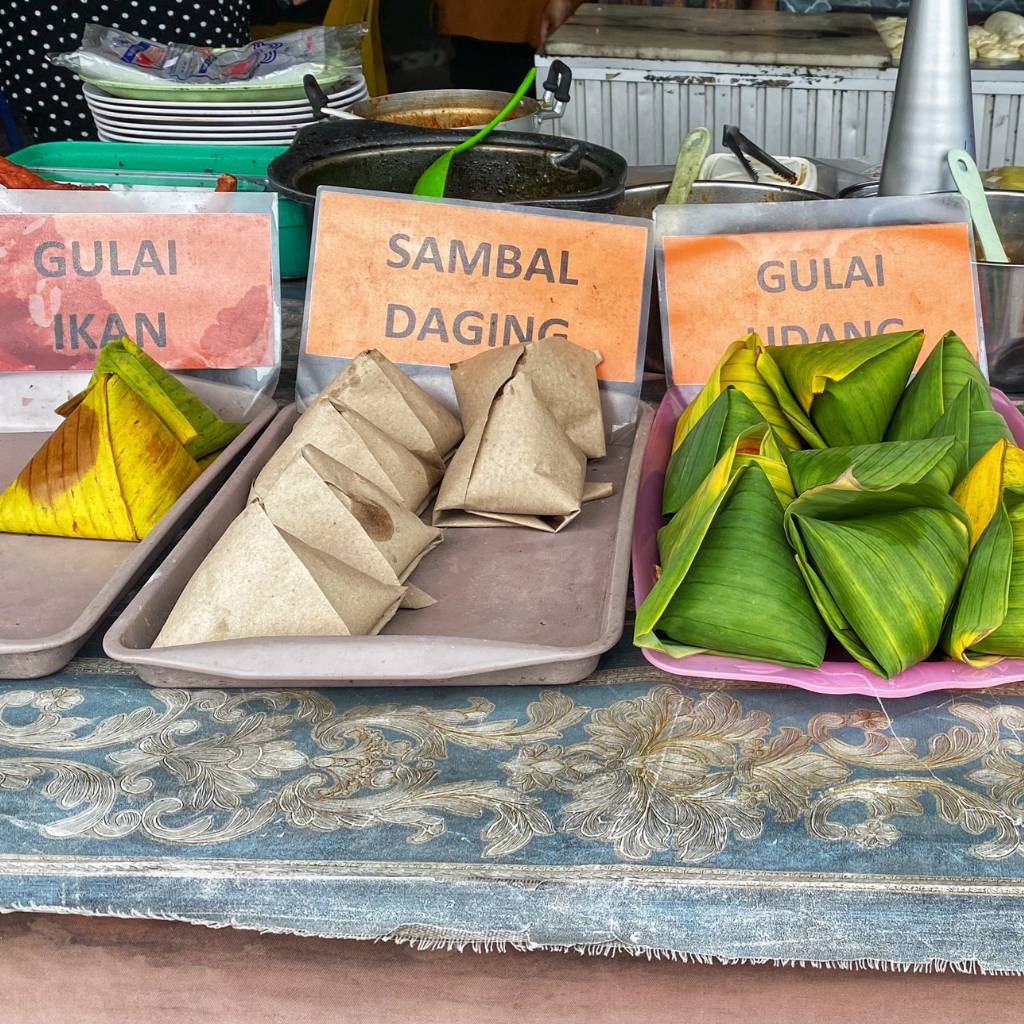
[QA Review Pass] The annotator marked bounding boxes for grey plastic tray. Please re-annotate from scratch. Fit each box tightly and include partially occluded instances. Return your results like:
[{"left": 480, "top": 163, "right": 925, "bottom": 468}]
[
  {"left": 104, "top": 402, "right": 653, "bottom": 687},
  {"left": 0, "top": 383, "right": 277, "bottom": 679}
]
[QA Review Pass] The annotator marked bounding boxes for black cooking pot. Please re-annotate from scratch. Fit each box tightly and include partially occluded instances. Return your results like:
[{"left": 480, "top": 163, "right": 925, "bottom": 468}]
[{"left": 267, "top": 120, "right": 627, "bottom": 214}]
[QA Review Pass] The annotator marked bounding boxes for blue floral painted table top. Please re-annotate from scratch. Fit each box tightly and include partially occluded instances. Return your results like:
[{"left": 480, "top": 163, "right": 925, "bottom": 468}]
[
  {"left": 5, "top": 626, "right": 1024, "bottom": 973},
  {"left": 5, "top": 303, "right": 1024, "bottom": 971}
]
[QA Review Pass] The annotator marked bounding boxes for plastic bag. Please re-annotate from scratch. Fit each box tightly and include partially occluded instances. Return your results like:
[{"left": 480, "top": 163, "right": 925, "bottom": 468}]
[{"left": 49, "top": 23, "right": 365, "bottom": 87}]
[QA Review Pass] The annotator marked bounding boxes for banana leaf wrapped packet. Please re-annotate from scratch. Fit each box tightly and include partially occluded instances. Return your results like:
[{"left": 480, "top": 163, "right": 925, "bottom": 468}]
[
  {"left": 885, "top": 331, "right": 1011, "bottom": 477},
  {"left": 636, "top": 424, "right": 826, "bottom": 667},
  {"left": 0, "top": 373, "right": 201, "bottom": 541},
  {"left": 663, "top": 387, "right": 796, "bottom": 518},
  {"left": 758, "top": 329, "right": 924, "bottom": 448},
  {"left": 663, "top": 388, "right": 765, "bottom": 515},
  {"left": 786, "top": 436, "right": 966, "bottom": 496},
  {"left": 785, "top": 441, "right": 971, "bottom": 678},
  {"left": 672, "top": 333, "right": 803, "bottom": 451},
  {"left": 945, "top": 439, "right": 1024, "bottom": 664},
  {"left": 56, "top": 336, "right": 243, "bottom": 460}
]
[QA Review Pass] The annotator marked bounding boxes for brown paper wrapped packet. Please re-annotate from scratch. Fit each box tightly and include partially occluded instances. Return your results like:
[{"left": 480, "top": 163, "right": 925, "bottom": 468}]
[
  {"left": 435, "top": 376, "right": 610, "bottom": 533},
  {"left": 153, "top": 503, "right": 406, "bottom": 647},
  {"left": 451, "top": 336, "right": 606, "bottom": 459},
  {"left": 253, "top": 400, "right": 439, "bottom": 512},
  {"left": 253, "top": 445, "right": 442, "bottom": 609},
  {"left": 319, "top": 349, "right": 463, "bottom": 467}
]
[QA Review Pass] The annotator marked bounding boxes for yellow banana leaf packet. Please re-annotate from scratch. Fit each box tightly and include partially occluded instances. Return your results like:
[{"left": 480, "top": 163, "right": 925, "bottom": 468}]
[
  {"left": 0, "top": 373, "right": 201, "bottom": 541},
  {"left": 945, "top": 439, "right": 1024, "bottom": 664},
  {"left": 672, "top": 333, "right": 803, "bottom": 451},
  {"left": 637, "top": 427, "right": 826, "bottom": 667},
  {"left": 56, "top": 336, "right": 244, "bottom": 460}
]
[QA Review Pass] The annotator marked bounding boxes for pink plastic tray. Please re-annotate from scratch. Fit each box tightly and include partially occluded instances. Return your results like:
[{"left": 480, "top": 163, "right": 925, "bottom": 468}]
[{"left": 631, "top": 386, "right": 1024, "bottom": 698}]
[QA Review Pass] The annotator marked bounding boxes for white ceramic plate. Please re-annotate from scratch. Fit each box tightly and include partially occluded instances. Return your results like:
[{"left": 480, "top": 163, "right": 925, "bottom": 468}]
[
  {"left": 96, "top": 126, "right": 297, "bottom": 144},
  {"left": 83, "top": 88, "right": 365, "bottom": 116},
  {"left": 82, "top": 80, "right": 364, "bottom": 112},
  {"left": 85, "top": 92, "right": 365, "bottom": 126},
  {"left": 89, "top": 108, "right": 320, "bottom": 128},
  {"left": 91, "top": 105, "right": 323, "bottom": 124},
  {"left": 90, "top": 121, "right": 302, "bottom": 140}
]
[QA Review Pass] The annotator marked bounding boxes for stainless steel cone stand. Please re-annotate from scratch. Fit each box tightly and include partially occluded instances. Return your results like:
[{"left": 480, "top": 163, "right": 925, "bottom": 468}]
[{"left": 879, "top": 0, "right": 976, "bottom": 196}]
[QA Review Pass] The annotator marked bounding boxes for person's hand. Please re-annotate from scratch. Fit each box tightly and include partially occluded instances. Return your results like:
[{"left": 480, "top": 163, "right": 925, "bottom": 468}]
[{"left": 540, "top": 0, "right": 579, "bottom": 43}]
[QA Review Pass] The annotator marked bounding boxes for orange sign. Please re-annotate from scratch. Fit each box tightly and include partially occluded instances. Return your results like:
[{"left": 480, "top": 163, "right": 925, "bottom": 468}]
[
  {"left": 0, "top": 212, "right": 275, "bottom": 372},
  {"left": 304, "top": 189, "right": 652, "bottom": 383},
  {"left": 661, "top": 222, "right": 981, "bottom": 386}
]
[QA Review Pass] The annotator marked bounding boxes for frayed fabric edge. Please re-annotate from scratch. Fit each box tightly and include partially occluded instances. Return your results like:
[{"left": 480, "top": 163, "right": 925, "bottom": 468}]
[{"left": 2, "top": 903, "right": 1021, "bottom": 976}]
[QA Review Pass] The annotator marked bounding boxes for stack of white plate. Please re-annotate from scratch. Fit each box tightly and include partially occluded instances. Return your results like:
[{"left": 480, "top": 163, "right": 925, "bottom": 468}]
[{"left": 85, "top": 78, "right": 367, "bottom": 145}]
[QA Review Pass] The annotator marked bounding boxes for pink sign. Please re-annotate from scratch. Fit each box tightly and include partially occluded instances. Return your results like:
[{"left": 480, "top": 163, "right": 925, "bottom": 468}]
[{"left": 0, "top": 212, "right": 274, "bottom": 372}]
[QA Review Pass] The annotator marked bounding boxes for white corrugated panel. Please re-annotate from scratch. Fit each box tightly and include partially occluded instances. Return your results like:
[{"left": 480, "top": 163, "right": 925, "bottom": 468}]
[{"left": 537, "top": 57, "right": 1024, "bottom": 170}]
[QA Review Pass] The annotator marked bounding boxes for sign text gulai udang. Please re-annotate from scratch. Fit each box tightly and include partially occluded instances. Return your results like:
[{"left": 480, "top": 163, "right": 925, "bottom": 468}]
[
  {"left": 304, "top": 190, "right": 652, "bottom": 383},
  {"left": 748, "top": 253, "right": 900, "bottom": 345},
  {"left": 660, "top": 222, "right": 982, "bottom": 386}
]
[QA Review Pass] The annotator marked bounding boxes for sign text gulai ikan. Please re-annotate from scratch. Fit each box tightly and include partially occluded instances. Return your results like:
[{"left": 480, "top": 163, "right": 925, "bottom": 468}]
[
  {"left": 382, "top": 233, "right": 578, "bottom": 347},
  {"left": 33, "top": 238, "right": 176, "bottom": 351},
  {"left": 1, "top": 209, "right": 273, "bottom": 373}
]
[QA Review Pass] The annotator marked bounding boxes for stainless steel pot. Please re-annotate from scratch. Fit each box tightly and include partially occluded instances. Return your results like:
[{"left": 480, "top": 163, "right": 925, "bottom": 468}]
[
  {"left": 348, "top": 88, "right": 556, "bottom": 133},
  {"left": 621, "top": 178, "right": 830, "bottom": 218},
  {"left": 315, "top": 61, "right": 573, "bottom": 134},
  {"left": 621, "top": 172, "right": 830, "bottom": 372},
  {"left": 977, "top": 190, "right": 1024, "bottom": 396}
]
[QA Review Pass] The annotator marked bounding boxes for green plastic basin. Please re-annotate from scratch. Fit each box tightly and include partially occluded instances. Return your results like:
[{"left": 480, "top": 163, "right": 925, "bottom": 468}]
[{"left": 8, "top": 141, "right": 310, "bottom": 279}]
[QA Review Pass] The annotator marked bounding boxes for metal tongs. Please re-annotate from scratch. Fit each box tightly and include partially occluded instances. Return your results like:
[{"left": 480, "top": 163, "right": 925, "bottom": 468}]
[{"left": 722, "top": 125, "right": 798, "bottom": 185}]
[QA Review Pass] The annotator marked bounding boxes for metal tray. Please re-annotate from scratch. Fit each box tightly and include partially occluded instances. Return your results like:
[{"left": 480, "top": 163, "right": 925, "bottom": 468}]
[
  {"left": 104, "top": 402, "right": 653, "bottom": 687},
  {"left": 0, "top": 382, "right": 277, "bottom": 679}
]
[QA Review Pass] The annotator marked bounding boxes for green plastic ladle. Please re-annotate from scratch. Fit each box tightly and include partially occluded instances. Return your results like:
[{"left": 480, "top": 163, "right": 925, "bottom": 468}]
[
  {"left": 412, "top": 67, "right": 538, "bottom": 199},
  {"left": 947, "top": 149, "right": 1009, "bottom": 263}
]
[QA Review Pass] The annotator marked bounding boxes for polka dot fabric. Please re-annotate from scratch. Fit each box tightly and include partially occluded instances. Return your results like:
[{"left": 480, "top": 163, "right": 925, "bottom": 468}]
[{"left": 0, "top": 0, "right": 250, "bottom": 141}]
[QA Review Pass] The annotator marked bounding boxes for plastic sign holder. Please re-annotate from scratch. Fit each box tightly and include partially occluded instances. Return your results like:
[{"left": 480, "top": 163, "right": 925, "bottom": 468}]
[
  {"left": 298, "top": 187, "right": 654, "bottom": 438},
  {"left": 654, "top": 193, "right": 984, "bottom": 393}
]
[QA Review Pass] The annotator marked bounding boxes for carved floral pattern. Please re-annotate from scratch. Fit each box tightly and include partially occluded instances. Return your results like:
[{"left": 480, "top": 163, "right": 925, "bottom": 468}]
[{"left": 4, "top": 682, "right": 1024, "bottom": 862}]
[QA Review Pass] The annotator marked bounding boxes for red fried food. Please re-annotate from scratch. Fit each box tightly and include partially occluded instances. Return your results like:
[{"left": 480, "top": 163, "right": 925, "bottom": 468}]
[
  {"left": 0, "top": 155, "right": 109, "bottom": 191},
  {"left": 214, "top": 173, "right": 238, "bottom": 193}
]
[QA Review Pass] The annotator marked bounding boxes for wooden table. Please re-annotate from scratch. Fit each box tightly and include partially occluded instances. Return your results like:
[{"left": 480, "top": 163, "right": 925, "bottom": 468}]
[{"left": 6, "top": 913, "right": 1023, "bottom": 1023}]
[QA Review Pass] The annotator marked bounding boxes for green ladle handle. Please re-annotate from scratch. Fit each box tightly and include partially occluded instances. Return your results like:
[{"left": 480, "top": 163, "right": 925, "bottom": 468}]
[
  {"left": 453, "top": 67, "right": 538, "bottom": 155},
  {"left": 948, "top": 148, "right": 1009, "bottom": 264}
]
